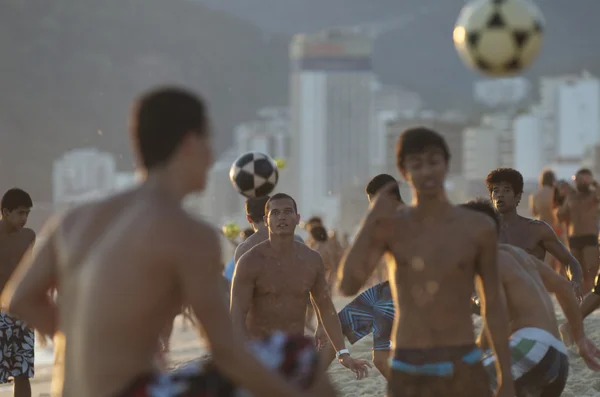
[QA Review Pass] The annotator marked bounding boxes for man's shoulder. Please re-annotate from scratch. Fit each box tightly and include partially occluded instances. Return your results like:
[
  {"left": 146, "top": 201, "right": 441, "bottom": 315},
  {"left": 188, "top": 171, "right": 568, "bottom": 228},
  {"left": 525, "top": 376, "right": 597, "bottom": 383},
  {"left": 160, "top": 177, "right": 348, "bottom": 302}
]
[
  {"left": 20, "top": 227, "right": 36, "bottom": 240},
  {"left": 453, "top": 206, "right": 496, "bottom": 230}
]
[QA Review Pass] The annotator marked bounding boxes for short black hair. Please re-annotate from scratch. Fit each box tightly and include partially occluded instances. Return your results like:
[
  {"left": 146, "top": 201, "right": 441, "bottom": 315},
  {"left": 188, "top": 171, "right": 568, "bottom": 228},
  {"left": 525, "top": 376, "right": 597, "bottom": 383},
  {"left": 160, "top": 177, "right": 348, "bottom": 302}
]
[
  {"left": 1, "top": 188, "right": 33, "bottom": 213},
  {"left": 539, "top": 169, "right": 556, "bottom": 187},
  {"left": 241, "top": 228, "right": 255, "bottom": 240},
  {"left": 245, "top": 196, "right": 270, "bottom": 223},
  {"left": 309, "top": 225, "right": 329, "bottom": 242},
  {"left": 485, "top": 168, "right": 524, "bottom": 197},
  {"left": 131, "top": 86, "right": 208, "bottom": 169},
  {"left": 366, "top": 174, "right": 402, "bottom": 202},
  {"left": 576, "top": 168, "right": 592, "bottom": 176},
  {"left": 396, "top": 127, "right": 450, "bottom": 170},
  {"left": 460, "top": 199, "right": 500, "bottom": 232},
  {"left": 265, "top": 193, "right": 297, "bottom": 214}
]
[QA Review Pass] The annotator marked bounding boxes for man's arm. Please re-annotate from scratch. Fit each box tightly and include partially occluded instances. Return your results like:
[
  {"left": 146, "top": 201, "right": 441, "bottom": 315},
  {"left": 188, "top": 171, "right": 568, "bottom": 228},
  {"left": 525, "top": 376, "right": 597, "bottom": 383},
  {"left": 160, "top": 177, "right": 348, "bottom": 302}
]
[
  {"left": 556, "top": 199, "right": 570, "bottom": 224},
  {"left": 230, "top": 251, "right": 258, "bottom": 337},
  {"left": 538, "top": 222, "right": 583, "bottom": 286},
  {"left": 527, "top": 255, "right": 584, "bottom": 342},
  {"left": 177, "top": 224, "right": 309, "bottom": 397},
  {"left": 0, "top": 217, "right": 59, "bottom": 336},
  {"left": 529, "top": 194, "right": 538, "bottom": 218},
  {"left": 311, "top": 254, "right": 345, "bottom": 352},
  {"left": 337, "top": 220, "right": 387, "bottom": 296},
  {"left": 475, "top": 223, "right": 514, "bottom": 396}
]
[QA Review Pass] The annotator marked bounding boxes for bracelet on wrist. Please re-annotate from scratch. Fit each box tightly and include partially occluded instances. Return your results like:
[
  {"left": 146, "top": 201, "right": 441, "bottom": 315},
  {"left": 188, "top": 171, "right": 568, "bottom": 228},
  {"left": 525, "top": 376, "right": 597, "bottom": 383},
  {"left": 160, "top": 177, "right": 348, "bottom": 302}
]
[{"left": 336, "top": 348, "right": 350, "bottom": 358}]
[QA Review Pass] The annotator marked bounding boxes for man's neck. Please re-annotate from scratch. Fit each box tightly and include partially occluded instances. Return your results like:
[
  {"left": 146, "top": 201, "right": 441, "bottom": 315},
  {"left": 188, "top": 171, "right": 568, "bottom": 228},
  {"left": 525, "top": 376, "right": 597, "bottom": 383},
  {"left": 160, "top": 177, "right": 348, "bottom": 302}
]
[
  {"left": 412, "top": 190, "right": 452, "bottom": 220},
  {"left": 0, "top": 220, "right": 17, "bottom": 234},
  {"left": 499, "top": 209, "right": 519, "bottom": 224},
  {"left": 253, "top": 223, "right": 268, "bottom": 233},
  {"left": 143, "top": 168, "right": 192, "bottom": 202},
  {"left": 269, "top": 233, "right": 295, "bottom": 254}
]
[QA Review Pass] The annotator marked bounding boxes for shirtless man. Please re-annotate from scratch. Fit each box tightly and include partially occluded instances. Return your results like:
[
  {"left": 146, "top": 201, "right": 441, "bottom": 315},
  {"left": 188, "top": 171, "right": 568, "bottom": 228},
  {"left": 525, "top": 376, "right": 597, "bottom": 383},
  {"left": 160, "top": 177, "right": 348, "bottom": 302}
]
[
  {"left": 530, "top": 169, "right": 563, "bottom": 271},
  {"left": 0, "top": 188, "right": 35, "bottom": 397},
  {"left": 315, "top": 174, "right": 402, "bottom": 379},
  {"left": 486, "top": 168, "right": 584, "bottom": 299},
  {"left": 1, "top": 87, "right": 333, "bottom": 397},
  {"left": 339, "top": 127, "right": 514, "bottom": 397},
  {"left": 461, "top": 199, "right": 600, "bottom": 396},
  {"left": 557, "top": 168, "right": 600, "bottom": 293},
  {"left": 231, "top": 193, "right": 370, "bottom": 379}
]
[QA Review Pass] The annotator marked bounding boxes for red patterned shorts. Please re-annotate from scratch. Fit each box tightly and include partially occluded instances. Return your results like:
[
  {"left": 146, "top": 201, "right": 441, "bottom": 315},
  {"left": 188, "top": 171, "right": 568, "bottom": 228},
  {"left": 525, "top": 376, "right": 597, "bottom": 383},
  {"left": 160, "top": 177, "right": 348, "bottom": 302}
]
[{"left": 116, "top": 332, "right": 318, "bottom": 397}]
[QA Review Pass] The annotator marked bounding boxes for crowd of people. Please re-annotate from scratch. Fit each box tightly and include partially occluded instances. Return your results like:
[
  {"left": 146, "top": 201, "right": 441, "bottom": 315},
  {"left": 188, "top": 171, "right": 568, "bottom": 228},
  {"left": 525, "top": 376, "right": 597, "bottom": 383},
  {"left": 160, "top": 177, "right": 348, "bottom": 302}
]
[{"left": 0, "top": 86, "right": 599, "bottom": 396}]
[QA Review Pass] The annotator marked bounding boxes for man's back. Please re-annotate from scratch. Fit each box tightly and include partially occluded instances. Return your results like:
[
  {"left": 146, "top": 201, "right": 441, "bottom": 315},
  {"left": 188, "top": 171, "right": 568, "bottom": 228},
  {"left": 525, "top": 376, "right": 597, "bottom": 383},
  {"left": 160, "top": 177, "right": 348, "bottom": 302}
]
[
  {"left": 531, "top": 187, "right": 556, "bottom": 225},
  {"left": 383, "top": 206, "right": 493, "bottom": 348},
  {"left": 497, "top": 244, "right": 559, "bottom": 337},
  {"left": 55, "top": 189, "right": 194, "bottom": 397}
]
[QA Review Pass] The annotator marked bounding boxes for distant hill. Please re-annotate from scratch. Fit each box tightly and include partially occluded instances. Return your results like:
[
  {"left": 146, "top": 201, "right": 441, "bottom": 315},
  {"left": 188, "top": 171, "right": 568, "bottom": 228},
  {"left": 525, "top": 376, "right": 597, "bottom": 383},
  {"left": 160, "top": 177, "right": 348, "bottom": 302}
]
[
  {"left": 0, "top": 0, "right": 289, "bottom": 201},
  {"left": 193, "top": 0, "right": 600, "bottom": 109}
]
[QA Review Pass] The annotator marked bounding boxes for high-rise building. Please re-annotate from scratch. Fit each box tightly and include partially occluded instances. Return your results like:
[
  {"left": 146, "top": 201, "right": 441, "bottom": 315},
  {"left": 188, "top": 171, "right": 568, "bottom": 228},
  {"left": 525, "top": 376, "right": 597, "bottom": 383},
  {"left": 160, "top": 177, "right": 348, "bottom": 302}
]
[
  {"left": 234, "top": 107, "right": 290, "bottom": 159},
  {"left": 289, "top": 29, "right": 374, "bottom": 225}
]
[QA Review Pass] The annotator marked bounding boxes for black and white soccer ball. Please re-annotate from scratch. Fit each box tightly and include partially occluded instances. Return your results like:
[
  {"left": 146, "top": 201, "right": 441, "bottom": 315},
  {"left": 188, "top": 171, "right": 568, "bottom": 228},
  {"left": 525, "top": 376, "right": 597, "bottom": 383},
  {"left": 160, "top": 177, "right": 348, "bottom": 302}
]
[
  {"left": 453, "top": 0, "right": 544, "bottom": 77},
  {"left": 229, "top": 152, "right": 279, "bottom": 198}
]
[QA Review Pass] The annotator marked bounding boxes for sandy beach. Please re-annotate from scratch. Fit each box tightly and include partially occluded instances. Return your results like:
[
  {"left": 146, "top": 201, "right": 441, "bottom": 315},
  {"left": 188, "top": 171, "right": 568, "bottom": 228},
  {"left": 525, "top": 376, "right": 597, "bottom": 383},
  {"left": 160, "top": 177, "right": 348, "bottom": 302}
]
[{"left": 1, "top": 295, "right": 599, "bottom": 396}]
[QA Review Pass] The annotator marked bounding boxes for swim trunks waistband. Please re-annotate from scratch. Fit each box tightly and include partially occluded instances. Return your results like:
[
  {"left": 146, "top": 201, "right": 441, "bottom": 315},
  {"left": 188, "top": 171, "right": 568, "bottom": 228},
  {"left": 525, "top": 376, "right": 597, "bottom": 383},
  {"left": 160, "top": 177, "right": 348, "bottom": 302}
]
[
  {"left": 511, "top": 327, "right": 567, "bottom": 355},
  {"left": 390, "top": 345, "right": 482, "bottom": 377},
  {"left": 568, "top": 234, "right": 598, "bottom": 249}
]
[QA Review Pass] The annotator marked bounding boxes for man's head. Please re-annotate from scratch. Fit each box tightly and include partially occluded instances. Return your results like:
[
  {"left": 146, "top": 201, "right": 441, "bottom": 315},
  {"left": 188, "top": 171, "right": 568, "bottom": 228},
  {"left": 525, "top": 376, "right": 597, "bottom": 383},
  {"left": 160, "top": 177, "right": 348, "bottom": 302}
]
[
  {"left": 1, "top": 188, "right": 32, "bottom": 230},
  {"left": 459, "top": 199, "right": 500, "bottom": 232},
  {"left": 241, "top": 228, "right": 255, "bottom": 241},
  {"left": 539, "top": 168, "right": 556, "bottom": 188},
  {"left": 131, "top": 87, "right": 213, "bottom": 192},
  {"left": 309, "top": 225, "right": 329, "bottom": 242},
  {"left": 245, "top": 196, "right": 270, "bottom": 226},
  {"left": 574, "top": 168, "right": 594, "bottom": 193},
  {"left": 305, "top": 216, "right": 323, "bottom": 230},
  {"left": 264, "top": 193, "right": 300, "bottom": 236},
  {"left": 396, "top": 127, "right": 450, "bottom": 195},
  {"left": 486, "top": 168, "right": 524, "bottom": 214},
  {"left": 366, "top": 174, "right": 402, "bottom": 203}
]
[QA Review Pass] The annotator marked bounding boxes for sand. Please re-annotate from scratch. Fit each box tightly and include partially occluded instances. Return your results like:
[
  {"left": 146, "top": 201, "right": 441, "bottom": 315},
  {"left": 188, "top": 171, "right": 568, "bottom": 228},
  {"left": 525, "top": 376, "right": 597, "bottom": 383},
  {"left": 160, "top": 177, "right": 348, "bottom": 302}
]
[{"left": 1, "top": 295, "right": 599, "bottom": 396}]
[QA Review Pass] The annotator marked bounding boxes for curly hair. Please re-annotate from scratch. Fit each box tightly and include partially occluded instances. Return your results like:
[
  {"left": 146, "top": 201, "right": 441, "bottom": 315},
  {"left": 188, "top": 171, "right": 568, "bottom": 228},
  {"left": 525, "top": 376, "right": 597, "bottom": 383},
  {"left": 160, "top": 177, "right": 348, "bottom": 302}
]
[{"left": 485, "top": 168, "right": 524, "bottom": 197}]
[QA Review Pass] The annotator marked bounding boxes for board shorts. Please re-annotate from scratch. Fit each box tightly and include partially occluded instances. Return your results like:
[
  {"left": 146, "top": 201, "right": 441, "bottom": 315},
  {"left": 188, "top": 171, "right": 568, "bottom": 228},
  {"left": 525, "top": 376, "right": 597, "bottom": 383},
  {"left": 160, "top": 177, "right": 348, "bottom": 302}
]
[
  {"left": 338, "top": 281, "right": 394, "bottom": 351},
  {"left": 115, "top": 332, "right": 318, "bottom": 397},
  {"left": 387, "top": 344, "right": 490, "bottom": 397},
  {"left": 568, "top": 234, "right": 598, "bottom": 250},
  {"left": 0, "top": 311, "right": 35, "bottom": 383},
  {"left": 483, "top": 327, "right": 569, "bottom": 397}
]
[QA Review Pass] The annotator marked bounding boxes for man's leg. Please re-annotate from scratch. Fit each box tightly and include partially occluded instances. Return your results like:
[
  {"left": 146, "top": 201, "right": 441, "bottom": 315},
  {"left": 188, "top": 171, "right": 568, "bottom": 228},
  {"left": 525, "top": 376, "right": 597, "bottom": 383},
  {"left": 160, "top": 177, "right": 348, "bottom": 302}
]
[
  {"left": 582, "top": 245, "right": 599, "bottom": 293},
  {"left": 13, "top": 376, "right": 31, "bottom": 397},
  {"left": 372, "top": 350, "right": 390, "bottom": 379}
]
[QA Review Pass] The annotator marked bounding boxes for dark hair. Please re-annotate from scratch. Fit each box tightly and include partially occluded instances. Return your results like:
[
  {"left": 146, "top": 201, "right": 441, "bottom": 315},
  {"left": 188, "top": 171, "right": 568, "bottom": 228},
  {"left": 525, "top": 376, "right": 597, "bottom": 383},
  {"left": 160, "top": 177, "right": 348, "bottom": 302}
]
[
  {"left": 131, "top": 87, "right": 208, "bottom": 169},
  {"left": 396, "top": 127, "right": 450, "bottom": 170},
  {"left": 576, "top": 168, "right": 592, "bottom": 176},
  {"left": 460, "top": 198, "right": 500, "bottom": 231},
  {"left": 485, "top": 168, "right": 524, "bottom": 197},
  {"left": 245, "top": 196, "right": 270, "bottom": 223},
  {"left": 241, "top": 228, "right": 255, "bottom": 240},
  {"left": 265, "top": 193, "right": 298, "bottom": 214},
  {"left": 1, "top": 188, "right": 33, "bottom": 213},
  {"left": 306, "top": 216, "right": 322, "bottom": 228},
  {"left": 539, "top": 169, "right": 556, "bottom": 187},
  {"left": 309, "top": 225, "right": 329, "bottom": 242},
  {"left": 366, "top": 174, "right": 402, "bottom": 202}
]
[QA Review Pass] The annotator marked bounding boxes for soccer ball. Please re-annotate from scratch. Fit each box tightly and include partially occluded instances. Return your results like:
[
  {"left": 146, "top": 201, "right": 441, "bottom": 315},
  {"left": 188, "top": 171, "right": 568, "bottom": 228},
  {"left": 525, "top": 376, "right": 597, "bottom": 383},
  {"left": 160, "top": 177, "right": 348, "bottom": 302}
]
[
  {"left": 453, "top": 0, "right": 544, "bottom": 76},
  {"left": 229, "top": 152, "right": 279, "bottom": 198}
]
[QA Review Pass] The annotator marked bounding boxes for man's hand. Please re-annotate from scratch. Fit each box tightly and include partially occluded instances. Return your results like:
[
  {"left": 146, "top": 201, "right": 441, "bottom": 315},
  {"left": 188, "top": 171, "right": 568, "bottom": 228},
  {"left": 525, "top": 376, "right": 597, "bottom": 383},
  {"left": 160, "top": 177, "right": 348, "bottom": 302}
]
[
  {"left": 367, "top": 182, "right": 400, "bottom": 223},
  {"left": 571, "top": 280, "right": 583, "bottom": 302},
  {"left": 338, "top": 354, "right": 371, "bottom": 380},
  {"left": 576, "top": 336, "right": 600, "bottom": 371}
]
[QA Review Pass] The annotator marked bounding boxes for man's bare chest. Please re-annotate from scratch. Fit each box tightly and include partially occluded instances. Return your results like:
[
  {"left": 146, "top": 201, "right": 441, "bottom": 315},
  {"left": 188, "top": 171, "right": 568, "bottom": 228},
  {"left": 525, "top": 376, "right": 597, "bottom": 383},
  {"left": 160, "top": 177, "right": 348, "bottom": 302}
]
[
  {"left": 570, "top": 196, "right": 597, "bottom": 218},
  {"left": 255, "top": 260, "right": 315, "bottom": 297},
  {"left": 499, "top": 224, "right": 543, "bottom": 256},
  {"left": 0, "top": 236, "right": 31, "bottom": 266}
]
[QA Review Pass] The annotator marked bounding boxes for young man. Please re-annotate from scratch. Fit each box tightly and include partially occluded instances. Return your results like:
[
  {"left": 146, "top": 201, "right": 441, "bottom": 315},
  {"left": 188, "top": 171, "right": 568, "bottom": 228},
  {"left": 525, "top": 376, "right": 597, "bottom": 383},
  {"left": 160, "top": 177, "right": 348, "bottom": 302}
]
[
  {"left": 339, "top": 127, "right": 514, "bottom": 397},
  {"left": 557, "top": 168, "right": 600, "bottom": 293},
  {"left": 0, "top": 188, "right": 35, "bottom": 397},
  {"left": 486, "top": 168, "right": 584, "bottom": 299},
  {"left": 462, "top": 200, "right": 600, "bottom": 396},
  {"left": 231, "top": 193, "right": 370, "bottom": 380},
  {"left": 1, "top": 87, "right": 334, "bottom": 397},
  {"left": 315, "top": 173, "right": 402, "bottom": 379}
]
